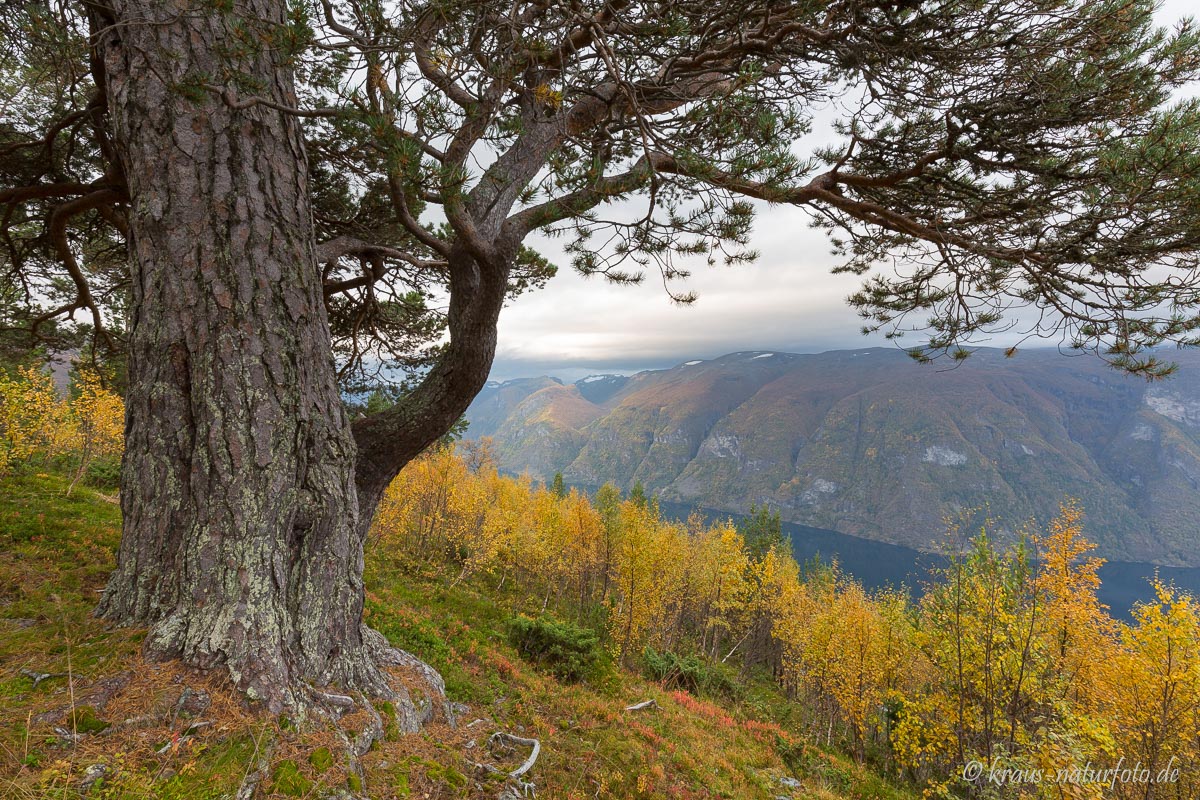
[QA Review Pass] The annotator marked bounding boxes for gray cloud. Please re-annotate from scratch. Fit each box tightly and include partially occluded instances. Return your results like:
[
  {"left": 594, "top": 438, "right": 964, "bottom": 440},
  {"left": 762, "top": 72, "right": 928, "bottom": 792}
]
[
  {"left": 491, "top": 203, "right": 946, "bottom": 381},
  {"left": 491, "top": 205, "right": 871, "bottom": 378}
]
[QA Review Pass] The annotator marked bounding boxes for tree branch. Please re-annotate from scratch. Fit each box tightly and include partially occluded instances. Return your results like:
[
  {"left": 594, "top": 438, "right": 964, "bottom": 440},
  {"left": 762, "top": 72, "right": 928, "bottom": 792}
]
[{"left": 39, "top": 189, "right": 124, "bottom": 349}]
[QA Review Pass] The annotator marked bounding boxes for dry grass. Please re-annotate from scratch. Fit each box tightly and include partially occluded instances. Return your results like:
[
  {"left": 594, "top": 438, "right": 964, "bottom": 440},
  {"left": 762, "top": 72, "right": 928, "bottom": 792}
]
[{"left": 0, "top": 470, "right": 918, "bottom": 799}]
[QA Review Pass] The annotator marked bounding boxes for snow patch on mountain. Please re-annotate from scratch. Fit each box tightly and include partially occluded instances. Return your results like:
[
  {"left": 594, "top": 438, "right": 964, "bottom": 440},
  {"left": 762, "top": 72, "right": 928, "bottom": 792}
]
[{"left": 923, "top": 445, "right": 968, "bottom": 466}]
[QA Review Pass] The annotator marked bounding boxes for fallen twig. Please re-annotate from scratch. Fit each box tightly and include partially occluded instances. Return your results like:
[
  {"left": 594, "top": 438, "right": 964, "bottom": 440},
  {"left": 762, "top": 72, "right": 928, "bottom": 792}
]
[
  {"left": 154, "top": 721, "right": 212, "bottom": 754},
  {"left": 20, "top": 668, "right": 65, "bottom": 690},
  {"left": 624, "top": 699, "right": 658, "bottom": 712}
]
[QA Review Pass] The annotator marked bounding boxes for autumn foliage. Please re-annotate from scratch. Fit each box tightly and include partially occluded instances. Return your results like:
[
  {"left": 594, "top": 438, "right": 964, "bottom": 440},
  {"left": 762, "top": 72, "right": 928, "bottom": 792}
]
[
  {"left": 376, "top": 445, "right": 1200, "bottom": 799},
  {"left": 4, "top": 373, "right": 1199, "bottom": 799},
  {"left": 0, "top": 365, "right": 123, "bottom": 491}
]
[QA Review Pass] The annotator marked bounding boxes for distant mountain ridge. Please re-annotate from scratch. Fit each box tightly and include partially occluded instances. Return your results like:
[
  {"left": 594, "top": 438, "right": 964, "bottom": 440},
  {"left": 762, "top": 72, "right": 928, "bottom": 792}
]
[{"left": 466, "top": 348, "right": 1200, "bottom": 566}]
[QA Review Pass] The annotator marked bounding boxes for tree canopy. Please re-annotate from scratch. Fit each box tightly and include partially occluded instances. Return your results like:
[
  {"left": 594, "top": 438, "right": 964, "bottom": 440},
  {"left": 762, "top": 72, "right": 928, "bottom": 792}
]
[{"left": 2, "top": 0, "right": 1200, "bottom": 385}]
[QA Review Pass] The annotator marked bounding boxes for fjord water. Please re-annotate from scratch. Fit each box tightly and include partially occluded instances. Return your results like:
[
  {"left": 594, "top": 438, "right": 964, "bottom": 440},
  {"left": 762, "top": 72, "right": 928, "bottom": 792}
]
[{"left": 656, "top": 500, "right": 1200, "bottom": 620}]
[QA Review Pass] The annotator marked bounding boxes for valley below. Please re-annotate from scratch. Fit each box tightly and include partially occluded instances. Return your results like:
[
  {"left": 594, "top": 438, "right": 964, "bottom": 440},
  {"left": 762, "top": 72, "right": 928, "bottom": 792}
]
[{"left": 469, "top": 347, "right": 1200, "bottom": 567}]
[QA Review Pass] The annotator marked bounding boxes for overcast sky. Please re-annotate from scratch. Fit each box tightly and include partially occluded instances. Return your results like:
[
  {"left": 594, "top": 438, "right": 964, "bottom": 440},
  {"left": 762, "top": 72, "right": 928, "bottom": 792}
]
[{"left": 487, "top": 1, "right": 1198, "bottom": 383}]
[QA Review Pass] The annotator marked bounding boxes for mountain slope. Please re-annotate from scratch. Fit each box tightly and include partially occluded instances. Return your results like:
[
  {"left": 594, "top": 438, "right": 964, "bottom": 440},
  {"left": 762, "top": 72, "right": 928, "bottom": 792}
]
[
  {"left": 466, "top": 348, "right": 1200, "bottom": 565},
  {"left": 465, "top": 376, "right": 565, "bottom": 438}
]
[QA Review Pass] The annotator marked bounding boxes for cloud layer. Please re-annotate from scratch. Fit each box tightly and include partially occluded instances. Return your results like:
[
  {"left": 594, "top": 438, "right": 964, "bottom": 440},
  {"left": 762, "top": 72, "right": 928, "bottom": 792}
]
[{"left": 493, "top": 203, "right": 900, "bottom": 381}]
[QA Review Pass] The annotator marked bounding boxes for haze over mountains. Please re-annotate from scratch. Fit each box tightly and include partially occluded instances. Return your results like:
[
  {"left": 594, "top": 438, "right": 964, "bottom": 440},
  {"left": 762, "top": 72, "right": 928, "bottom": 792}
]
[{"left": 465, "top": 348, "right": 1200, "bottom": 566}]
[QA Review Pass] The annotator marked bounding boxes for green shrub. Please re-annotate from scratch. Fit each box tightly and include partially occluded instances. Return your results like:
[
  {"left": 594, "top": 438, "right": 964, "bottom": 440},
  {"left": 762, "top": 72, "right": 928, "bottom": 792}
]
[
  {"left": 641, "top": 647, "right": 740, "bottom": 699},
  {"left": 506, "top": 615, "right": 604, "bottom": 682},
  {"left": 85, "top": 457, "right": 121, "bottom": 491}
]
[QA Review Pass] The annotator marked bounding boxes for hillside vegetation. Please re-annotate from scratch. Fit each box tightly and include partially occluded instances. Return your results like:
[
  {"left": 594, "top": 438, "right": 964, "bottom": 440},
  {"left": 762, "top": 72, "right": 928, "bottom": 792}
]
[
  {"left": 2, "top": 368, "right": 1200, "bottom": 799},
  {"left": 4, "top": 469, "right": 909, "bottom": 800},
  {"left": 467, "top": 348, "right": 1200, "bottom": 565}
]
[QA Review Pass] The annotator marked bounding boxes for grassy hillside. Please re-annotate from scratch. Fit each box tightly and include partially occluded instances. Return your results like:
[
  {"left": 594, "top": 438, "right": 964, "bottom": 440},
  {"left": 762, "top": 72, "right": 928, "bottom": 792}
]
[{"left": 0, "top": 471, "right": 914, "bottom": 800}]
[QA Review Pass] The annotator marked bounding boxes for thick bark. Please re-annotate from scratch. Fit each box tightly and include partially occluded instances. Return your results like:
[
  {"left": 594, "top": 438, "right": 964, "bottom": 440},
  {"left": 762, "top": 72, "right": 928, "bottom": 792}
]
[
  {"left": 88, "top": 0, "right": 503, "bottom": 714},
  {"left": 92, "top": 0, "right": 387, "bottom": 711}
]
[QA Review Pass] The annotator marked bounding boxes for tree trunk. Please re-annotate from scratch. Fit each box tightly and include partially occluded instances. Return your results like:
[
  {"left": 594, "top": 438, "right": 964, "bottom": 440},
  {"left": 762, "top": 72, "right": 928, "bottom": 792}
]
[
  {"left": 352, "top": 242, "right": 510, "bottom": 530},
  {"left": 92, "top": 0, "right": 387, "bottom": 711}
]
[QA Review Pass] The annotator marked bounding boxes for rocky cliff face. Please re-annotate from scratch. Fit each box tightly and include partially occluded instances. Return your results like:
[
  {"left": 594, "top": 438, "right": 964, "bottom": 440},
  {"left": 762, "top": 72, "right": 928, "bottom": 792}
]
[{"left": 466, "top": 349, "right": 1200, "bottom": 565}]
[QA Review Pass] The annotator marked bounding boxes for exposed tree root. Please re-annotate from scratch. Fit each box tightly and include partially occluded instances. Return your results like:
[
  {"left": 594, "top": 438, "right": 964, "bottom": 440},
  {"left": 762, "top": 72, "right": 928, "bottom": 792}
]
[
  {"left": 468, "top": 728, "right": 543, "bottom": 798},
  {"left": 353, "top": 693, "right": 386, "bottom": 757},
  {"left": 237, "top": 626, "right": 454, "bottom": 734},
  {"left": 489, "top": 732, "right": 540, "bottom": 778},
  {"left": 333, "top": 720, "right": 368, "bottom": 797},
  {"left": 361, "top": 625, "right": 456, "bottom": 731},
  {"left": 20, "top": 667, "right": 67, "bottom": 689}
]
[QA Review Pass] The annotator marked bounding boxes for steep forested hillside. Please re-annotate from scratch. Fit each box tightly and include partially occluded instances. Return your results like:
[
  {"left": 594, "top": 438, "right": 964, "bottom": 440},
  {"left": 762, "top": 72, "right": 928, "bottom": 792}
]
[{"left": 468, "top": 348, "right": 1200, "bottom": 564}]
